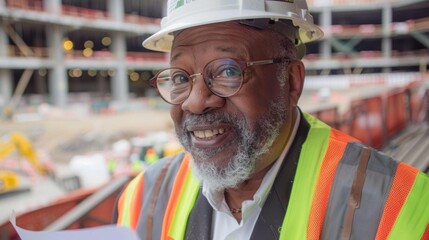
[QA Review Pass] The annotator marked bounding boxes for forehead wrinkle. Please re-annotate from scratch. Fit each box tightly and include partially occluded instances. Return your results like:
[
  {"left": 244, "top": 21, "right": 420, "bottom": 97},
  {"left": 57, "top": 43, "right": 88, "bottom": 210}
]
[
  {"left": 171, "top": 23, "right": 258, "bottom": 63},
  {"left": 171, "top": 44, "right": 248, "bottom": 66},
  {"left": 215, "top": 46, "right": 247, "bottom": 59},
  {"left": 170, "top": 40, "right": 212, "bottom": 64}
]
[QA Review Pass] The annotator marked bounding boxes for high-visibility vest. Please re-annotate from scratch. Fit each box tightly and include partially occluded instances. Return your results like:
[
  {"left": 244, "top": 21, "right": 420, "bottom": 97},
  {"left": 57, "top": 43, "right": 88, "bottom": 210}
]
[{"left": 117, "top": 113, "right": 429, "bottom": 240}]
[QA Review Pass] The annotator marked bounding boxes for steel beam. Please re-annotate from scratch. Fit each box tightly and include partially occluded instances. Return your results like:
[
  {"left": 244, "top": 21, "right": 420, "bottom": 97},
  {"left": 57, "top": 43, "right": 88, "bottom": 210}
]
[{"left": 411, "top": 32, "right": 429, "bottom": 49}]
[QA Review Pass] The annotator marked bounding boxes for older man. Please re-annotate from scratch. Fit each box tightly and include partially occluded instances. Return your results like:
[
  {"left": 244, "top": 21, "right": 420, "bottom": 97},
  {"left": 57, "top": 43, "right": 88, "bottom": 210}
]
[{"left": 115, "top": 1, "right": 429, "bottom": 239}]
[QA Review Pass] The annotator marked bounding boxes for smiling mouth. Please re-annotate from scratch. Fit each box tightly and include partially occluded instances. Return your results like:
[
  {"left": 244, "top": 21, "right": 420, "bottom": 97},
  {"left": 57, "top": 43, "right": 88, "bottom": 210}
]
[{"left": 192, "top": 128, "right": 225, "bottom": 139}]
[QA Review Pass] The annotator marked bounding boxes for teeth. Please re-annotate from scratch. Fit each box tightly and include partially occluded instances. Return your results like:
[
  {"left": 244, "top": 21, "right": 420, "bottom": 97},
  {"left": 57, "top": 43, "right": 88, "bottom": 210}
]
[
  {"left": 204, "top": 130, "right": 213, "bottom": 138},
  {"left": 195, "top": 131, "right": 204, "bottom": 138},
  {"left": 193, "top": 128, "right": 225, "bottom": 139}
]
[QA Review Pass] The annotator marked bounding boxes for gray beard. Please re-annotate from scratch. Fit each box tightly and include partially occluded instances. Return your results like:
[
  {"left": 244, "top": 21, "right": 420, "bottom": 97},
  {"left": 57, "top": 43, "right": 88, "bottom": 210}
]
[{"left": 176, "top": 98, "right": 288, "bottom": 191}]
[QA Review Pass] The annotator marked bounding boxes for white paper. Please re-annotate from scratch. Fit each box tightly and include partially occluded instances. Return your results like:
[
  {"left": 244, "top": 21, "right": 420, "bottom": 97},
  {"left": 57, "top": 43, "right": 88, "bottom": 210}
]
[{"left": 10, "top": 212, "right": 140, "bottom": 240}]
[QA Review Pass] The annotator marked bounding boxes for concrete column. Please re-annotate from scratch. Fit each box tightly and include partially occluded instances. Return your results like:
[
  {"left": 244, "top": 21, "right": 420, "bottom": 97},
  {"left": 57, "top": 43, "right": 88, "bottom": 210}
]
[
  {"left": 43, "top": 0, "right": 61, "bottom": 14},
  {"left": 46, "top": 25, "right": 68, "bottom": 107},
  {"left": 382, "top": 4, "right": 392, "bottom": 72},
  {"left": 320, "top": 7, "right": 332, "bottom": 60},
  {"left": 107, "top": 0, "right": 124, "bottom": 22},
  {"left": 111, "top": 32, "right": 128, "bottom": 108},
  {"left": 0, "top": 70, "right": 12, "bottom": 110},
  {"left": 0, "top": 22, "right": 13, "bottom": 110},
  {"left": 34, "top": 71, "right": 47, "bottom": 95}
]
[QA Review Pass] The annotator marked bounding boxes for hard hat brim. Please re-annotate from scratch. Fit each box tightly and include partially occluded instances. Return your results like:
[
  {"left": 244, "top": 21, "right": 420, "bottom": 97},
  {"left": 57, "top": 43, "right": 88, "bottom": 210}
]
[{"left": 143, "top": 9, "right": 323, "bottom": 53}]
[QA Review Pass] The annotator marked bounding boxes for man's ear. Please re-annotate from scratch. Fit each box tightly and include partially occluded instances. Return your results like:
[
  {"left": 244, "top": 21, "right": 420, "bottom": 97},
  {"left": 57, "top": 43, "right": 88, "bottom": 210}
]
[{"left": 287, "top": 60, "right": 305, "bottom": 107}]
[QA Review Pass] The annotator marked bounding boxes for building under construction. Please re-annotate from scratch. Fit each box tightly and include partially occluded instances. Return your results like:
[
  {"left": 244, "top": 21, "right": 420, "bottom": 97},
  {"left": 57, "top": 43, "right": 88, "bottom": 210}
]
[{"left": 0, "top": 0, "right": 428, "bottom": 110}]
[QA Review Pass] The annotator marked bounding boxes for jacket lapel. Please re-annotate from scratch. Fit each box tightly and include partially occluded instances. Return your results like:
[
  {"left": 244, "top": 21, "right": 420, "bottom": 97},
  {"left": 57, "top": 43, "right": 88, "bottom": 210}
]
[{"left": 250, "top": 114, "right": 310, "bottom": 239}]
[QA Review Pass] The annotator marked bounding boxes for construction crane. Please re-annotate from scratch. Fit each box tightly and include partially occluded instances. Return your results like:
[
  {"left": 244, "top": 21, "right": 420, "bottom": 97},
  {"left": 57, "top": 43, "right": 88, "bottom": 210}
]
[{"left": 0, "top": 132, "right": 49, "bottom": 193}]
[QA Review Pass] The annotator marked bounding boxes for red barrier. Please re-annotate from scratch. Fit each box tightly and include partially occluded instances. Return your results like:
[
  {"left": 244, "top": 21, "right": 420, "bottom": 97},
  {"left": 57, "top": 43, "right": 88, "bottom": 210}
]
[
  {"left": 337, "top": 80, "right": 428, "bottom": 150},
  {"left": 420, "top": 89, "right": 429, "bottom": 122},
  {"left": 386, "top": 89, "right": 408, "bottom": 140},
  {"left": 309, "top": 106, "right": 340, "bottom": 129},
  {"left": 340, "top": 95, "right": 385, "bottom": 149},
  {"left": 0, "top": 178, "right": 127, "bottom": 240},
  {"left": 408, "top": 83, "right": 429, "bottom": 123},
  {"left": 6, "top": 0, "right": 44, "bottom": 11}
]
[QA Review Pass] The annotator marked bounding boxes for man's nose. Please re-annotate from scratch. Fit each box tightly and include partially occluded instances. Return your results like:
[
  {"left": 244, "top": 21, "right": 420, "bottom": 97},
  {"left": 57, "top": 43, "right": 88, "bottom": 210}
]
[{"left": 181, "top": 75, "right": 224, "bottom": 114}]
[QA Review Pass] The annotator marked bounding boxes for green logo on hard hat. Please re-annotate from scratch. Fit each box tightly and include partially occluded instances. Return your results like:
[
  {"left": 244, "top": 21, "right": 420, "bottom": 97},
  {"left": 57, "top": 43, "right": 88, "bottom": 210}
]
[
  {"left": 175, "top": 0, "right": 184, "bottom": 8},
  {"left": 168, "top": 0, "right": 189, "bottom": 13}
]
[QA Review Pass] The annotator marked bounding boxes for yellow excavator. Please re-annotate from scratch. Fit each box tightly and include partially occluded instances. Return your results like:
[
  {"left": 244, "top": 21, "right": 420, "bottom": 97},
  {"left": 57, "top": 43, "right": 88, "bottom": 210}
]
[{"left": 0, "top": 132, "right": 49, "bottom": 193}]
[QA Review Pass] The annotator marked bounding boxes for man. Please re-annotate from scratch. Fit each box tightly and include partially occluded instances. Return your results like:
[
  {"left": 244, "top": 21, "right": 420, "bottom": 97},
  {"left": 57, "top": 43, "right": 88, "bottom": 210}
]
[{"left": 115, "top": 0, "right": 429, "bottom": 239}]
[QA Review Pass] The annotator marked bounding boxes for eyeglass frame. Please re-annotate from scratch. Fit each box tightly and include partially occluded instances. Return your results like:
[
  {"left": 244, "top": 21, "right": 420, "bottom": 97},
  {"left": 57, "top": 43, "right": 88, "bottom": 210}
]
[{"left": 150, "top": 57, "right": 291, "bottom": 105}]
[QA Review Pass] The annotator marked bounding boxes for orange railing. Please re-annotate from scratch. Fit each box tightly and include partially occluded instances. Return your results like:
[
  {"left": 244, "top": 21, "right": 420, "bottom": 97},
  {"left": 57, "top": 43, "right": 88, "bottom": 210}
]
[
  {"left": 63, "top": 50, "right": 167, "bottom": 62},
  {"left": 310, "top": 78, "right": 429, "bottom": 150},
  {"left": 125, "top": 52, "right": 168, "bottom": 62},
  {"left": 6, "top": 0, "right": 43, "bottom": 11},
  {"left": 310, "top": 106, "right": 340, "bottom": 129},
  {"left": 325, "top": 17, "right": 429, "bottom": 38},
  {"left": 304, "top": 49, "right": 429, "bottom": 62},
  {"left": 341, "top": 95, "right": 385, "bottom": 149},
  {"left": 123, "top": 14, "right": 161, "bottom": 25},
  {"left": 386, "top": 89, "right": 408, "bottom": 140},
  {"left": 7, "top": 45, "right": 168, "bottom": 63},
  {"left": 409, "top": 86, "right": 429, "bottom": 123},
  {"left": 6, "top": 0, "right": 160, "bottom": 25},
  {"left": 61, "top": 5, "right": 109, "bottom": 19}
]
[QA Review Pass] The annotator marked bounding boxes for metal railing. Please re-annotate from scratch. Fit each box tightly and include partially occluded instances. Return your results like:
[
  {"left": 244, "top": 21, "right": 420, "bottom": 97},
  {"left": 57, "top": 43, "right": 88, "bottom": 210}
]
[{"left": 5, "top": 0, "right": 160, "bottom": 25}]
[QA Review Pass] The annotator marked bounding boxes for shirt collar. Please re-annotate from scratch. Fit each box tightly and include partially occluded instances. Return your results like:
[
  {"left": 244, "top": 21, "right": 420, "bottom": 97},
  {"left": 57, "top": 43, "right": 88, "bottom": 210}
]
[{"left": 202, "top": 108, "right": 301, "bottom": 211}]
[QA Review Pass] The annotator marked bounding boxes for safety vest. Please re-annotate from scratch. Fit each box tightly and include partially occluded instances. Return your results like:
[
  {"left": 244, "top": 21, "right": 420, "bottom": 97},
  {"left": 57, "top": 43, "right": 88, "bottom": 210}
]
[{"left": 116, "top": 113, "right": 429, "bottom": 240}]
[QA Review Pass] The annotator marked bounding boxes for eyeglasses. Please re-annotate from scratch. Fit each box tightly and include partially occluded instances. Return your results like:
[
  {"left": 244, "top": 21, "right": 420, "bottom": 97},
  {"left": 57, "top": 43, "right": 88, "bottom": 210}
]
[{"left": 150, "top": 57, "right": 290, "bottom": 105}]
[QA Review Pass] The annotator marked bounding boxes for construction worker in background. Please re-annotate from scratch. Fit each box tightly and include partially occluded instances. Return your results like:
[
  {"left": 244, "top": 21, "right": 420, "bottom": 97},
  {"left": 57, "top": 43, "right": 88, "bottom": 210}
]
[{"left": 115, "top": 0, "right": 429, "bottom": 239}]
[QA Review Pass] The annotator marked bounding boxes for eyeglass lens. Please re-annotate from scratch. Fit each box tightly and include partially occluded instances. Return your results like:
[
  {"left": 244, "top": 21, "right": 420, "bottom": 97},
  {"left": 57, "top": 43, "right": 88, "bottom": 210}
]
[{"left": 155, "top": 58, "right": 244, "bottom": 104}]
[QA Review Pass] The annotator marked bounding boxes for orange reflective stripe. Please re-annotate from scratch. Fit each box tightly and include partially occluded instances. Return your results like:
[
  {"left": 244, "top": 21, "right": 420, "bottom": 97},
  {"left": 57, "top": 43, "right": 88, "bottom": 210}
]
[
  {"left": 307, "top": 128, "right": 355, "bottom": 239},
  {"left": 375, "top": 162, "right": 418, "bottom": 240},
  {"left": 117, "top": 172, "right": 144, "bottom": 230},
  {"left": 130, "top": 173, "right": 144, "bottom": 229},
  {"left": 161, "top": 153, "right": 191, "bottom": 240}
]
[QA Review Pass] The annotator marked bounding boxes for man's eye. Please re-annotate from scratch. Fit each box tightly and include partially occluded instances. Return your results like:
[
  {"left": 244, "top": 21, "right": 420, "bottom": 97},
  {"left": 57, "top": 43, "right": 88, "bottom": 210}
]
[
  {"left": 216, "top": 65, "right": 241, "bottom": 78},
  {"left": 171, "top": 73, "right": 189, "bottom": 84}
]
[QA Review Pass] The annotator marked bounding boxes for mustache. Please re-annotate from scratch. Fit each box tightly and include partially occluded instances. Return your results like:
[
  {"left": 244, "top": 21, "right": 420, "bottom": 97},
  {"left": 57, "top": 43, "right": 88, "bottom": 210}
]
[{"left": 182, "top": 111, "right": 237, "bottom": 129}]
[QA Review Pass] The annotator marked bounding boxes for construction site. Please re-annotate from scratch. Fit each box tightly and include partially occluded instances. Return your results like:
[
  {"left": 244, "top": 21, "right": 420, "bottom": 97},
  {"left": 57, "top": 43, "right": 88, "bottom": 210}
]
[{"left": 0, "top": 0, "right": 428, "bottom": 239}]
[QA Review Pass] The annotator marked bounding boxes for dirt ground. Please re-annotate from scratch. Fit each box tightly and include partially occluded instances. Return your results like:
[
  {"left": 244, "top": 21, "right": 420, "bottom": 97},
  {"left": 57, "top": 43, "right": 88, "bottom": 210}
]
[
  {"left": 0, "top": 109, "right": 174, "bottom": 164},
  {"left": 0, "top": 87, "right": 377, "bottom": 165}
]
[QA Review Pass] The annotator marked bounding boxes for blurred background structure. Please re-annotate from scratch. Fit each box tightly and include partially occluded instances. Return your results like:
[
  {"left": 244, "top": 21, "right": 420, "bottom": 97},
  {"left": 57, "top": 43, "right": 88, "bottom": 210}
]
[
  {"left": 0, "top": 0, "right": 428, "bottom": 238},
  {"left": 0, "top": 0, "right": 428, "bottom": 112}
]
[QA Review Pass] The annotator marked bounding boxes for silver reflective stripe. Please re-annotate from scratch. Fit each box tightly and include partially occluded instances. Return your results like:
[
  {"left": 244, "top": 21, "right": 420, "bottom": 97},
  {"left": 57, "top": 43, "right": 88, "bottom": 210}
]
[
  {"left": 136, "top": 152, "right": 185, "bottom": 240},
  {"left": 321, "top": 142, "right": 398, "bottom": 240}
]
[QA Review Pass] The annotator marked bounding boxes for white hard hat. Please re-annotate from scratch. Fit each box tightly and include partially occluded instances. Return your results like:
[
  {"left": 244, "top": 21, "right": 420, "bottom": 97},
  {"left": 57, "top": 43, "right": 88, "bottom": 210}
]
[{"left": 143, "top": 0, "right": 323, "bottom": 57}]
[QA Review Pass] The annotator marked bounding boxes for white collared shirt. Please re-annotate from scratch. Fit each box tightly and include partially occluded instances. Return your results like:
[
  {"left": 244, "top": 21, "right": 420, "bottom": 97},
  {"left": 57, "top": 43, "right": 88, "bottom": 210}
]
[{"left": 202, "top": 110, "right": 301, "bottom": 240}]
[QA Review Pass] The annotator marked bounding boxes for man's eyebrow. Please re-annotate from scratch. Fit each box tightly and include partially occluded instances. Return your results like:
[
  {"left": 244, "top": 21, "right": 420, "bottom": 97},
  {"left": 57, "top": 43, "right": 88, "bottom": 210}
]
[
  {"left": 215, "top": 46, "right": 240, "bottom": 53},
  {"left": 170, "top": 46, "right": 244, "bottom": 63},
  {"left": 216, "top": 46, "right": 247, "bottom": 59},
  {"left": 170, "top": 52, "right": 182, "bottom": 63}
]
